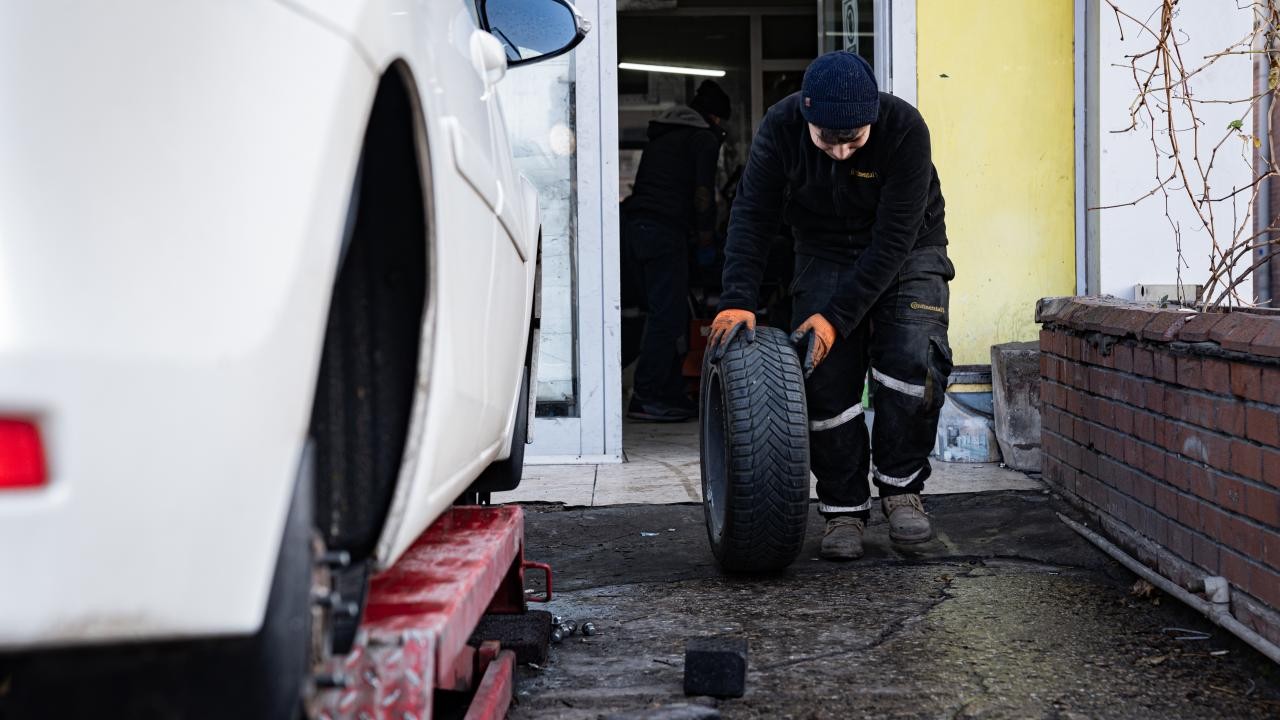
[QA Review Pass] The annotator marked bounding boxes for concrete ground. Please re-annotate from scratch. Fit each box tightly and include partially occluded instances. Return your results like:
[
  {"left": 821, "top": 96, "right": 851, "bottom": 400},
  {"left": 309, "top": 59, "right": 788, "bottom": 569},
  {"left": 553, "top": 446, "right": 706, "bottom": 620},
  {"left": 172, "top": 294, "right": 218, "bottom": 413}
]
[
  {"left": 509, "top": 494, "right": 1280, "bottom": 719},
  {"left": 514, "top": 421, "right": 1040, "bottom": 506},
  {"left": 500, "top": 424, "right": 1280, "bottom": 719}
]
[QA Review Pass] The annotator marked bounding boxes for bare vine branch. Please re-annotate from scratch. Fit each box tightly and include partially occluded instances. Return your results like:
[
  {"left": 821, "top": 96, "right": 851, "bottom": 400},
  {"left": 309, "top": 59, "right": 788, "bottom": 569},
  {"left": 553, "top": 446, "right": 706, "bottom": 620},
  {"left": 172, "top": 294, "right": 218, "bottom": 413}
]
[{"left": 1099, "top": 0, "right": 1280, "bottom": 308}]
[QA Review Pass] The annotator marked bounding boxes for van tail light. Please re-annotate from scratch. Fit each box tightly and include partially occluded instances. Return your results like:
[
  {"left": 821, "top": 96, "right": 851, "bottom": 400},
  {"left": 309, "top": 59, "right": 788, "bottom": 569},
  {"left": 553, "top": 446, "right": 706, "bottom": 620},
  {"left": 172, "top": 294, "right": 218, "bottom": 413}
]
[{"left": 0, "top": 419, "right": 47, "bottom": 489}]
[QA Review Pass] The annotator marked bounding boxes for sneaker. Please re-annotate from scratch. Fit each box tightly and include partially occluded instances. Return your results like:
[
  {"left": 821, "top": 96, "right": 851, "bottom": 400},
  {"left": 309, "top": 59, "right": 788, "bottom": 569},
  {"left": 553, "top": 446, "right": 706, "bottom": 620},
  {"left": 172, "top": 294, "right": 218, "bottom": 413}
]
[
  {"left": 627, "top": 395, "right": 695, "bottom": 422},
  {"left": 820, "top": 516, "right": 865, "bottom": 560},
  {"left": 881, "top": 493, "right": 933, "bottom": 544}
]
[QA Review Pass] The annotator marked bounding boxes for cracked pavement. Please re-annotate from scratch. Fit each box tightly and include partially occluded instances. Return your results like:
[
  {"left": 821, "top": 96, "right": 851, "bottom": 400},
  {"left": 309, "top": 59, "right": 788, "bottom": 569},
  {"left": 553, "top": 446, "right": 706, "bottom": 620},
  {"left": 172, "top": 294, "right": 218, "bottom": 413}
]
[{"left": 508, "top": 491, "right": 1280, "bottom": 719}]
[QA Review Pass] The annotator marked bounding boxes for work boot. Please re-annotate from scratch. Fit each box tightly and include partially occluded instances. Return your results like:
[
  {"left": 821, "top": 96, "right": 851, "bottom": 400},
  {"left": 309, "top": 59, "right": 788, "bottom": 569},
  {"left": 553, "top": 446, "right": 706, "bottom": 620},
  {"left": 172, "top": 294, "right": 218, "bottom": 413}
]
[
  {"left": 627, "top": 394, "right": 694, "bottom": 422},
  {"left": 881, "top": 493, "right": 932, "bottom": 544},
  {"left": 820, "top": 516, "right": 865, "bottom": 560}
]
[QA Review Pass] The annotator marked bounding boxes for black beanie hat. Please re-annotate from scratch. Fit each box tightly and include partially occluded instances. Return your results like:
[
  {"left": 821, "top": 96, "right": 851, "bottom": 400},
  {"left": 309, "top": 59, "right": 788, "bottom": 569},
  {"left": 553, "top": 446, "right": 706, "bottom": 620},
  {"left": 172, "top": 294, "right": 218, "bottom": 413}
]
[
  {"left": 690, "top": 79, "right": 732, "bottom": 121},
  {"left": 800, "top": 51, "right": 878, "bottom": 130}
]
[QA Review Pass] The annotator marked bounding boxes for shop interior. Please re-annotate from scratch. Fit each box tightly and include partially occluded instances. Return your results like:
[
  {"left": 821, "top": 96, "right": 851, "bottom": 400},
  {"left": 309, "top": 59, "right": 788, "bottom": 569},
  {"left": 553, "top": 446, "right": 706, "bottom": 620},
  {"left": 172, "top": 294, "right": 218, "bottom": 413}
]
[{"left": 616, "top": 0, "right": 875, "bottom": 456}]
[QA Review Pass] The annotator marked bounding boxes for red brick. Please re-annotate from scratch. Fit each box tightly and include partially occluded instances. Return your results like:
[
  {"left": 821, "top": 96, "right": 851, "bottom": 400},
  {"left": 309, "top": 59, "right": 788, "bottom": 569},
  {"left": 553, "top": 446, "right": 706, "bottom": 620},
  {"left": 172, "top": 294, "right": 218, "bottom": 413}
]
[
  {"left": 1221, "top": 549, "right": 1253, "bottom": 589},
  {"left": 1177, "top": 312, "right": 1226, "bottom": 342},
  {"left": 1070, "top": 363, "right": 1089, "bottom": 391},
  {"left": 1202, "top": 358, "right": 1232, "bottom": 395},
  {"left": 1065, "top": 334, "right": 1083, "bottom": 361},
  {"left": 1209, "top": 312, "right": 1271, "bottom": 352},
  {"left": 1176, "top": 428, "right": 1231, "bottom": 468},
  {"left": 1180, "top": 392, "right": 1216, "bottom": 429},
  {"left": 1133, "top": 347, "right": 1155, "bottom": 377},
  {"left": 1154, "top": 351, "right": 1179, "bottom": 384},
  {"left": 1188, "top": 465, "right": 1217, "bottom": 502},
  {"left": 1101, "top": 308, "right": 1158, "bottom": 338},
  {"left": 1081, "top": 446, "right": 1099, "bottom": 479},
  {"left": 1066, "top": 390, "right": 1084, "bottom": 418},
  {"left": 1106, "top": 427, "right": 1126, "bottom": 459},
  {"left": 1155, "top": 484, "right": 1179, "bottom": 517},
  {"left": 1133, "top": 411, "right": 1156, "bottom": 443},
  {"left": 1246, "top": 405, "right": 1280, "bottom": 446},
  {"left": 1142, "top": 445, "right": 1166, "bottom": 480},
  {"left": 1244, "top": 483, "right": 1280, "bottom": 526},
  {"left": 1176, "top": 492, "right": 1201, "bottom": 529},
  {"left": 1220, "top": 513, "right": 1264, "bottom": 558},
  {"left": 1216, "top": 399, "right": 1245, "bottom": 436},
  {"left": 1264, "top": 448, "right": 1280, "bottom": 490},
  {"left": 1094, "top": 398, "right": 1116, "bottom": 427},
  {"left": 1042, "top": 407, "right": 1059, "bottom": 435},
  {"left": 1124, "top": 436, "right": 1143, "bottom": 467},
  {"left": 1158, "top": 419, "right": 1177, "bottom": 453},
  {"left": 1248, "top": 318, "right": 1280, "bottom": 359},
  {"left": 1124, "top": 469, "right": 1147, "bottom": 501},
  {"left": 1167, "top": 521, "right": 1194, "bottom": 558},
  {"left": 1164, "top": 455, "right": 1190, "bottom": 491},
  {"left": 1192, "top": 532, "right": 1221, "bottom": 573},
  {"left": 1261, "top": 366, "right": 1280, "bottom": 405},
  {"left": 1039, "top": 328, "right": 1055, "bottom": 350},
  {"left": 1076, "top": 304, "right": 1114, "bottom": 333},
  {"left": 1250, "top": 563, "right": 1280, "bottom": 607},
  {"left": 1231, "top": 440, "right": 1263, "bottom": 482},
  {"left": 1176, "top": 356, "right": 1203, "bottom": 389},
  {"left": 1142, "top": 383, "right": 1165, "bottom": 414},
  {"left": 1113, "top": 343, "right": 1135, "bottom": 373},
  {"left": 1231, "top": 363, "right": 1264, "bottom": 401},
  {"left": 1218, "top": 475, "right": 1248, "bottom": 514},
  {"left": 1263, "top": 528, "right": 1280, "bottom": 570},
  {"left": 1142, "top": 311, "right": 1190, "bottom": 342},
  {"left": 1200, "top": 502, "right": 1227, "bottom": 536},
  {"left": 1113, "top": 404, "right": 1135, "bottom": 435}
]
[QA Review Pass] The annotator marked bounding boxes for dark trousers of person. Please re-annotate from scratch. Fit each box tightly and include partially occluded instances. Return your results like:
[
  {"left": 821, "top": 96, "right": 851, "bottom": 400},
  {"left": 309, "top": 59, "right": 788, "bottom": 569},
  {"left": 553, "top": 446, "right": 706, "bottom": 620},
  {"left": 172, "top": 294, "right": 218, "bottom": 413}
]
[
  {"left": 621, "top": 213, "right": 690, "bottom": 404},
  {"left": 791, "top": 245, "right": 955, "bottom": 518}
]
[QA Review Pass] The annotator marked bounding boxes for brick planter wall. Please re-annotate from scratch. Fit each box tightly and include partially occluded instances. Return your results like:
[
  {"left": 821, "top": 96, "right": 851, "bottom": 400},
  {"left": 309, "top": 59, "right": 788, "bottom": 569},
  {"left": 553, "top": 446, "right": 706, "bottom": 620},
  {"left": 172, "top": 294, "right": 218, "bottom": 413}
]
[{"left": 1037, "top": 297, "right": 1280, "bottom": 646}]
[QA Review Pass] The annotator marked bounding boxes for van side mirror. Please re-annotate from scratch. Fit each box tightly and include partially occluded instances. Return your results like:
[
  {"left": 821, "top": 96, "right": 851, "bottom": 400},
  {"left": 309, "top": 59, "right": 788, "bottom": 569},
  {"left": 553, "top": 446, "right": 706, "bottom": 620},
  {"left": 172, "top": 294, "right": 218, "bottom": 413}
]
[{"left": 478, "top": 0, "right": 590, "bottom": 67}]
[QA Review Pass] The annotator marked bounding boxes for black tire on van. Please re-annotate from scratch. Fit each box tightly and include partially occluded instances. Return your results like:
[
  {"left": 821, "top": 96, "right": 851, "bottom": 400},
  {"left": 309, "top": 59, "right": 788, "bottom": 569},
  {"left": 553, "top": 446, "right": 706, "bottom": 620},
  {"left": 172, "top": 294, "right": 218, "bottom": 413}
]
[{"left": 699, "top": 325, "right": 811, "bottom": 573}]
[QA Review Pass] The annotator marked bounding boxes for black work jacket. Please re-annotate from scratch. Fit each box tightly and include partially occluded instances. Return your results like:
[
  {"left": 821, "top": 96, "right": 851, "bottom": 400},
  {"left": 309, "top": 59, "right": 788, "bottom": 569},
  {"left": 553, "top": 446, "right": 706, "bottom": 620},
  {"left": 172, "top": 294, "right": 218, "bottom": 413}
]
[
  {"left": 623, "top": 105, "right": 723, "bottom": 235},
  {"left": 719, "top": 92, "right": 946, "bottom": 336}
]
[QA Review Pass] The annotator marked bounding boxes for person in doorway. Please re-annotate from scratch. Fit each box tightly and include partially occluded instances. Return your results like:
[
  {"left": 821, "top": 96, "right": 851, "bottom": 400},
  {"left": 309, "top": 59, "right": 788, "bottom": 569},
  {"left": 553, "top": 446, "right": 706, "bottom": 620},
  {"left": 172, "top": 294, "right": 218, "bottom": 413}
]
[
  {"left": 707, "top": 51, "right": 953, "bottom": 559},
  {"left": 622, "top": 79, "right": 732, "bottom": 422}
]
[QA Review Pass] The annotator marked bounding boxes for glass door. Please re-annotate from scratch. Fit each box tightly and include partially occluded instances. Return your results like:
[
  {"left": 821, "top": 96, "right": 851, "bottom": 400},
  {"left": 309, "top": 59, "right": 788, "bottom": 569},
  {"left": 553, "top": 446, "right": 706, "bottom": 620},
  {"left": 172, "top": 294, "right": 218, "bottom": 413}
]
[{"left": 818, "top": 0, "right": 890, "bottom": 88}]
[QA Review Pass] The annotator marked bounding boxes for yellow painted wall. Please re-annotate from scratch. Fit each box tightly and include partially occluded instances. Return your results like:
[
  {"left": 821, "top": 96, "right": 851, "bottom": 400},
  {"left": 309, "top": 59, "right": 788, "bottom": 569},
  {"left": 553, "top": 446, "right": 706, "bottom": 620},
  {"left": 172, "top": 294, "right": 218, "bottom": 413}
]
[{"left": 917, "top": 0, "right": 1077, "bottom": 366}]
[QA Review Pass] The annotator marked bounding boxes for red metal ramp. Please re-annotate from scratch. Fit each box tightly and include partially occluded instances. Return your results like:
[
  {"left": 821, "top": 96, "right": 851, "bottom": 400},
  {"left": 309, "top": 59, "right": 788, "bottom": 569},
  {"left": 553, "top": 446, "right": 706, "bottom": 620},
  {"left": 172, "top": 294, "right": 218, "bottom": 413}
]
[{"left": 314, "top": 505, "right": 547, "bottom": 720}]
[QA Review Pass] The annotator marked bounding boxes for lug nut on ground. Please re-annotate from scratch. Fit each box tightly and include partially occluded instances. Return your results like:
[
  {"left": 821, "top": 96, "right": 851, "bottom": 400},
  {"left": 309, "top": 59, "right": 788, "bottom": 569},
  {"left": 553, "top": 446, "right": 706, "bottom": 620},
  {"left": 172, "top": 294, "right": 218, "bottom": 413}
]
[{"left": 581, "top": 622, "right": 598, "bottom": 636}]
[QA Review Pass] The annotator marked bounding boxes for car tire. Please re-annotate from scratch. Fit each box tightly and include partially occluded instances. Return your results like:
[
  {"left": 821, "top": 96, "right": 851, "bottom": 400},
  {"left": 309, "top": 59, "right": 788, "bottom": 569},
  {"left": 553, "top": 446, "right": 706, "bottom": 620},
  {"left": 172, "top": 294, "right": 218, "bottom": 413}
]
[
  {"left": 699, "top": 326, "right": 810, "bottom": 573},
  {"left": 471, "top": 366, "right": 530, "bottom": 494}
]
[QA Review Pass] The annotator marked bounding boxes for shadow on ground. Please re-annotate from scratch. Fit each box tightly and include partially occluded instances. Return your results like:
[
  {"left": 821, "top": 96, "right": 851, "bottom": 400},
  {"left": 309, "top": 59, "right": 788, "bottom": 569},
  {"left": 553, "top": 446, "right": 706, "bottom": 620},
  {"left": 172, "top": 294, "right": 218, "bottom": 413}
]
[{"left": 510, "top": 491, "right": 1280, "bottom": 720}]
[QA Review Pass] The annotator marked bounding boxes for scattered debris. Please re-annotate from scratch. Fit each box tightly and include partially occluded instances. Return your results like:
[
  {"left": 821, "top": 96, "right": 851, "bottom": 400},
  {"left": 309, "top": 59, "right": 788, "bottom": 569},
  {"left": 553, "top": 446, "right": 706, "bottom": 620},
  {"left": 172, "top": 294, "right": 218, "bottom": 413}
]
[
  {"left": 582, "top": 622, "right": 599, "bottom": 636},
  {"left": 551, "top": 627, "right": 565, "bottom": 644},
  {"left": 1130, "top": 579, "right": 1159, "bottom": 600},
  {"left": 641, "top": 532, "right": 659, "bottom": 537},
  {"left": 1163, "top": 627, "right": 1212, "bottom": 642},
  {"left": 1139, "top": 654, "right": 1168, "bottom": 666}
]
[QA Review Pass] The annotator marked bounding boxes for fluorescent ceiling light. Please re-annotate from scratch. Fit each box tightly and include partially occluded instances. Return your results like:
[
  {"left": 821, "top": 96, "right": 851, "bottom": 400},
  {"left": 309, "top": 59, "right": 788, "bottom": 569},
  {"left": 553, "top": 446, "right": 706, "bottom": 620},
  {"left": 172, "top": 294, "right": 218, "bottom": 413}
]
[{"left": 618, "top": 62, "right": 725, "bottom": 78}]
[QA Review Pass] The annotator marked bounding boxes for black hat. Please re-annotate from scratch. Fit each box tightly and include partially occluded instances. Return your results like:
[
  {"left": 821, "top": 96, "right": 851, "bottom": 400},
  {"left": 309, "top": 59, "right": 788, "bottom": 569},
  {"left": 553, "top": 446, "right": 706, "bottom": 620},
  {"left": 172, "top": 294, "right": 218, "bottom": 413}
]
[
  {"left": 691, "top": 79, "right": 732, "bottom": 121},
  {"left": 800, "top": 51, "right": 879, "bottom": 129}
]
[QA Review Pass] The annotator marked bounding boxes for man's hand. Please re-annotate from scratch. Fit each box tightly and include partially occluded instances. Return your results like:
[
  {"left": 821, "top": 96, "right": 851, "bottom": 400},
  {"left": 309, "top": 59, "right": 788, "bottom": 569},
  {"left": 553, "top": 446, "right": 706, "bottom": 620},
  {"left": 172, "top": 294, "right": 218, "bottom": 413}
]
[
  {"left": 707, "top": 309, "right": 756, "bottom": 362},
  {"left": 790, "top": 313, "right": 837, "bottom": 378}
]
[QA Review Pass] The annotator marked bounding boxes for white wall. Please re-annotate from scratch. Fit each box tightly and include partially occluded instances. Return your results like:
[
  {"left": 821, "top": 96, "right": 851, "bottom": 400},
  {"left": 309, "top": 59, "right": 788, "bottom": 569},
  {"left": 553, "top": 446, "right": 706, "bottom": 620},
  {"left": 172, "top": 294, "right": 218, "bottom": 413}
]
[{"left": 1092, "top": 0, "right": 1256, "bottom": 303}]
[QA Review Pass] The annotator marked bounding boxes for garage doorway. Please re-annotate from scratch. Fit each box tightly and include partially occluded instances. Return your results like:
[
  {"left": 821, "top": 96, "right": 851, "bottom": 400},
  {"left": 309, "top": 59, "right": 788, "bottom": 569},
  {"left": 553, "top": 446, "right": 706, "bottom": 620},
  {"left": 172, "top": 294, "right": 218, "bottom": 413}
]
[{"left": 615, "top": 0, "right": 888, "bottom": 471}]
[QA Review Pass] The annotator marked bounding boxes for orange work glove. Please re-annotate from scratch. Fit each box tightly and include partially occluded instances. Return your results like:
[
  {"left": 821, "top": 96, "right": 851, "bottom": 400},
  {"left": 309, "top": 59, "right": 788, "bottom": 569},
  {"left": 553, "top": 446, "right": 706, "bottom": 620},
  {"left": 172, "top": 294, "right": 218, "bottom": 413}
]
[
  {"left": 790, "top": 313, "right": 837, "bottom": 377},
  {"left": 707, "top": 309, "right": 756, "bottom": 361}
]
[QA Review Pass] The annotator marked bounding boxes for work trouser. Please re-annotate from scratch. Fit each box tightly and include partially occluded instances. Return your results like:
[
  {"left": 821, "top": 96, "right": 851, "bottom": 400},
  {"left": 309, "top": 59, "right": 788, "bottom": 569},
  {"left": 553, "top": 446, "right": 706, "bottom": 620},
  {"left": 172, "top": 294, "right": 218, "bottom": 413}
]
[
  {"left": 791, "top": 245, "right": 955, "bottom": 518},
  {"left": 621, "top": 214, "right": 690, "bottom": 404}
]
